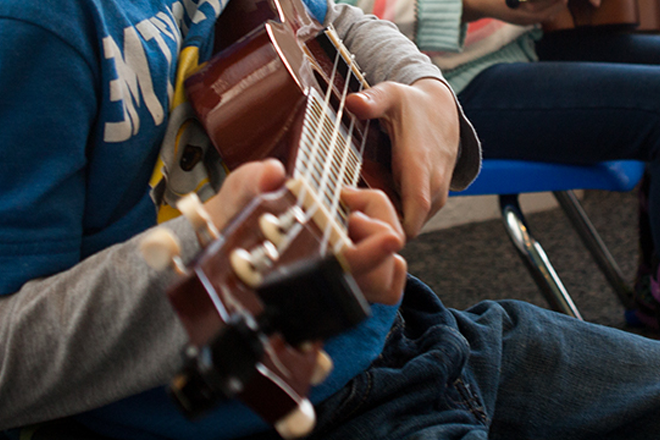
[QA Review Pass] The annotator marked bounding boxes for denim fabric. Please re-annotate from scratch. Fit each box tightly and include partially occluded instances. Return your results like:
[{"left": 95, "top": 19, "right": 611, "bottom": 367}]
[
  {"left": 457, "top": 33, "right": 660, "bottom": 251},
  {"left": 19, "top": 277, "right": 660, "bottom": 439},
  {"left": 536, "top": 31, "right": 660, "bottom": 65},
  {"left": 288, "top": 276, "right": 660, "bottom": 440}
]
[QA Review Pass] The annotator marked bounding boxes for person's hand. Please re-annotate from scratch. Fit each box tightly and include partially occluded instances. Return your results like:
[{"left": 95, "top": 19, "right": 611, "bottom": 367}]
[
  {"left": 346, "top": 78, "right": 460, "bottom": 239},
  {"left": 204, "top": 159, "right": 288, "bottom": 230},
  {"left": 341, "top": 187, "right": 407, "bottom": 305},
  {"left": 204, "top": 160, "right": 406, "bottom": 305},
  {"left": 462, "top": 0, "right": 568, "bottom": 24}
]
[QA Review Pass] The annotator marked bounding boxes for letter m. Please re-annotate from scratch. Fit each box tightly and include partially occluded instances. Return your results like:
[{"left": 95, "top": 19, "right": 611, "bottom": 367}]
[{"left": 103, "top": 26, "right": 165, "bottom": 143}]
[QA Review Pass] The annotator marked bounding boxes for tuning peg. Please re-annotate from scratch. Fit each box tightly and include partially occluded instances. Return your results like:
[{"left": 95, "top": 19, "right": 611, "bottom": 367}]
[
  {"left": 259, "top": 213, "right": 287, "bottom": 246},
  {"left": 176, "top": 193, "right": 219, "bottom": 247},
  {"left": 310, "top": 349, "right": 333, "bottom": 385},
  {"left": 274, "top": 398, "right": 316, "bottom": 439},
  {"left": 259, "top": 206, "right": 304, "bottom": 246},
  {"left": 140, "top": 227, "right": 187, "bottom": 275},
  {"left": 230, "top": 241, "right": 279, "bottom": 288}
]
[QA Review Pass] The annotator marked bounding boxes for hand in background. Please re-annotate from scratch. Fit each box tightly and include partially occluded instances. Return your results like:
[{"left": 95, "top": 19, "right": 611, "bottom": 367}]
[
  {"left": 346, "top": 78, "right": 461, "bottom": 239},
  {"left": 463, "top": 0, "right": 568, "bottom": 24}
]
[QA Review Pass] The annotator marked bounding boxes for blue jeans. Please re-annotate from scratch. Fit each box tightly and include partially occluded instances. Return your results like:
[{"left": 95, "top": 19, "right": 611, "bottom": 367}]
[
  {"left": 246, "top": 276, "right": 660, "bottom": 439},
  {"left": 457, "top": 33, "right": 660, "bottom": 252},
  {"left": 25, "top": 277, "right": 659, "bottom": 439}
]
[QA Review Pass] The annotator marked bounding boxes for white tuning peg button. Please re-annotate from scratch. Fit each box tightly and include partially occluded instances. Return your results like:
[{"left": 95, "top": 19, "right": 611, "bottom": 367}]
[
  {"left": 176, "top": 193, "right": 219, "bottom": 246},
  {"left": 259, "top": 207, "right": 305, "bottom": 247},
  {"left": 310, "top": 350, "right": 334, "bottom": 385},
  {"left": 274, "top": 399, "right": 316, "bottom": 439},
  {"left": 259, "top": 213, "right": 286, "bottom": 246},
  {"left": 230, "top": 248, "right": 263, "bottom": 288},
  {"left": 139, "top": 228, "right": 182, "bottom": 272},
  {"left": 230, "top": 242, "right": 279, "bottom": 288}
]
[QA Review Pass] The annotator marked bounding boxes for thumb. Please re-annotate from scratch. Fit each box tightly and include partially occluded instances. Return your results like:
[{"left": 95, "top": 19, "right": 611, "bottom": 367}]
[
  {"left": 345, "top": 83, "right": 396, "bottom": 120},
  {"left": 204, "top": 159, "right": 286, "bottom": 230}
]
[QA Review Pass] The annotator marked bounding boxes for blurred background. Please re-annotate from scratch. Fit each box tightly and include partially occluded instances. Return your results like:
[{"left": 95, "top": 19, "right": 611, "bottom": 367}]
[{"left": 401, "top": 189, "right": 660, "bottom": 339}]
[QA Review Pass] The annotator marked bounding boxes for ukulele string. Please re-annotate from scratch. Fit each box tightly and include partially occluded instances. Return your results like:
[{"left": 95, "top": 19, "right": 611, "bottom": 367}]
[
  {"left": 272, "top": 39, "right": 346, "bottom": 256},
  {"left": 296, "top": 39, "right": 365, "bottom": 257},
  {"left": 316, "top": 51, "right": 358, "bottom": 256},
  {"left": 297, "top": 43, "right": 344, "bottom": 223},
  {"left": 317, "top": 46, "right": 372, "bottom": 256},
  {"left": 273, "top": 37, "right": 363, "bottom": 259},
  {"left": 321, "top": 65, "right": 364, "bottom": 256}
]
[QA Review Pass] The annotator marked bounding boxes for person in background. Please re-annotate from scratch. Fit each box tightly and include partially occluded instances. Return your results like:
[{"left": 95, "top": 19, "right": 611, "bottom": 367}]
[{"left": 344, "top": 0, "right": 660, "bottom": 329}]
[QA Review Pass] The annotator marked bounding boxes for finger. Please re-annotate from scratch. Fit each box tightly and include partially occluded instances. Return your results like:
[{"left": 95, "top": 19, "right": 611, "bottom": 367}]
[
  {"left": 343, "top": 230, "right": 401, "bottom": 275},
  {"left": 387, "top": 254, "right": 408, "bottom": 303},
  {"left": 205, "top": 159, "right": 286, "bottom": 229},
  {"left": 345, "top": 83, "right": 399, "bottom": 121},
  {"left": 347, "top": 209, "right": 403, "bottom": 248},
  {"left": 225, "top": 159, "right": 286, "bottom": 203},
  {"left": 352, "top": 254, "right": 408, "bottom": 305},
  {"left": 399, "top": 161, "right": 432, "bottom": 238},
  {"left": 255, "top": 158, "right": 287, "bottom": 193},
  {"left": 393, "top": 137, "right": 436, "bottom": 238},
  {"left": 341, "top": 187, "right": 404, "bottom": 237}
]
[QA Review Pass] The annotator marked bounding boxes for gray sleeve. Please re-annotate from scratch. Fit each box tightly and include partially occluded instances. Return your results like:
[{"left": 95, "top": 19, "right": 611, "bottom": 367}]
[
  {"left": 0, "top": 217, "right": 199, "bottom": 430},
  {"left": 325, "top": 1, "right": 481, "bottom": 190},
  {"left": 0, "top": 5, "right": 481, "bottom": 431}
]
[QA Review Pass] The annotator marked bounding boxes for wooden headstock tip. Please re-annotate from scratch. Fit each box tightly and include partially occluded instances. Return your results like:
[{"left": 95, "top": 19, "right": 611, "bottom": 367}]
[
  {"left": 310, "top": 349, "right": 333, "bottom": 385},
  {"left": 274, "top": 398, "right": 316, "bottom": 439}
]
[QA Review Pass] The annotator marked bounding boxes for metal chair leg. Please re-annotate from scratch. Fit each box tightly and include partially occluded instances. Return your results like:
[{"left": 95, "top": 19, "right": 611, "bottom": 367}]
[
  {"left": 499, "top": 194, "right": 584, "bottom": 320},
  {"left": 553, "top": 190, "right": 635, "bottom": 309}
]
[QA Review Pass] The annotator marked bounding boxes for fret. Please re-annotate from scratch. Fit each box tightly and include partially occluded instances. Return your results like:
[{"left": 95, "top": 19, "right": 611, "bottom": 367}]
[{"left": 295, "top": 88, "right": 361, "bottom": 229}]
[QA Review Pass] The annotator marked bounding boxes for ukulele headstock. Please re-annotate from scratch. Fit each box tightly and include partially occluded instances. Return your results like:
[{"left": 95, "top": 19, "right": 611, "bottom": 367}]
[{"left": 140, "top": 188, "right": 370, "bottom": 437}]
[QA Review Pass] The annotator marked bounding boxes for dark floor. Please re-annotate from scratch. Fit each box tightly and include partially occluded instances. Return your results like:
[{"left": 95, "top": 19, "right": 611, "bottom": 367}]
[{"left": 400, "top": 189, "right": 660, "bottom": 339}]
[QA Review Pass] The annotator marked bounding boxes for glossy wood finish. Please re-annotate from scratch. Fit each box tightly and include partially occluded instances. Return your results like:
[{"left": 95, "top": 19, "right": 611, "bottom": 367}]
[
  {"left": 169, "top": 0, "right": 399, "bottom": 427},
  {"left": 185, "top": 0, "right": 400, "bottom": 210},
  {"left": 543, "top": 0, "right": 640, "bottom": 32},
  {"left": 638, "top": 0, "right": 660, "bottom": 31}
]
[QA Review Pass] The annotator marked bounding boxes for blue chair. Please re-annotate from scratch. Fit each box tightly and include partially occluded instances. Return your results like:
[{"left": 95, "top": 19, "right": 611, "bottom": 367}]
[{"left": 450, "top": 159, "right": 646, "bottom": 320}]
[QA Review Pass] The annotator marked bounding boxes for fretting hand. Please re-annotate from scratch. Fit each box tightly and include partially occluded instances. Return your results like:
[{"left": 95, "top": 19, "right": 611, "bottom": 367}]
[{"left": 346, "top": 78, "right": 461, "bottom": 239}]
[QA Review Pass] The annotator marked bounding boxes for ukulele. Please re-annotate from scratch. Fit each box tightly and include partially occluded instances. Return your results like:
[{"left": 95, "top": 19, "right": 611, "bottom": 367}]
[
  {"left": 542, "top": 0, "right": 640, "bottom": 32},
  {"left": 140, "top": 0, "right": 398, "bottom": 436}
]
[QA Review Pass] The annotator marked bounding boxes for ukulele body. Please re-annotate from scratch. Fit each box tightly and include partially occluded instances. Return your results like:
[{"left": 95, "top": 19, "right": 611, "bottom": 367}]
[
  {"left": 543, "top": 0, "right": 639, "bottom": 32},
  {"left": 161, "top": 0, "right": 397, "bottom": 434}
]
